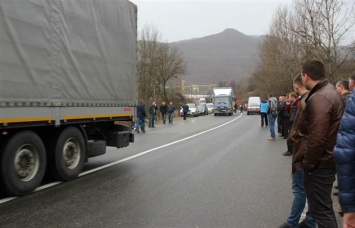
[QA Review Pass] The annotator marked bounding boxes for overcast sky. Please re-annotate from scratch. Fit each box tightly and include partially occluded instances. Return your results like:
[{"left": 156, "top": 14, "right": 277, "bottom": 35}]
[{"left": 130, "top": 0, "right": 293, "bottom": 42}]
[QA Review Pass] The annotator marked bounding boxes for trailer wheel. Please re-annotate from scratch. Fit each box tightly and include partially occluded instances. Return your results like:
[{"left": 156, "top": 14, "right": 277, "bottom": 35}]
[
  {"left": 53, "top": 127, "right": 85, "bottom": 180},
  {"left": 0, "top": 131, "right": 46, "bottom": 196}
]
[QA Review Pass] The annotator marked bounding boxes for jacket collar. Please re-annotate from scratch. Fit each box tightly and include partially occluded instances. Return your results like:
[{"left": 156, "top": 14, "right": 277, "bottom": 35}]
[{"left": 305, "top": 79, "right": 328, "bottom": 103}]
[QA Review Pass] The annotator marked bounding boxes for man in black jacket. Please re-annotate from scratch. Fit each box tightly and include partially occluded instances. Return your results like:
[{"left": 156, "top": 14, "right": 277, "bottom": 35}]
[
  {"left": 149, "top": 101, "right": 157, "bottom": 128},
  {"left": 159, "top": 101, "right": 168, "bottom": 124},
  {"left": 135, "top": 101, "right": 146, "bottom": 133},
  {"left": 277, "top": 96, "right": 286, "bottom": 137}
]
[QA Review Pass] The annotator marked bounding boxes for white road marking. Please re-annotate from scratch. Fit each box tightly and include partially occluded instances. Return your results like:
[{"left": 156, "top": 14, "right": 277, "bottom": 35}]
[{"left": 0, "top": 114, "right": 242, "bottom": 205}]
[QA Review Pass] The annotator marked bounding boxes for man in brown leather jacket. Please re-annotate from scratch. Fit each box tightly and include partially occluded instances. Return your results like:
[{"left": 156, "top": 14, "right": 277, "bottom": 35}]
[{"left": 297, "top": 60, "right": 344, "bottom": 228}]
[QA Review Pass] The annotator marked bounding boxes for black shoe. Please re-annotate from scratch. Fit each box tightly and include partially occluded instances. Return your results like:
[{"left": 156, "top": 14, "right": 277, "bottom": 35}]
[
  {"left": 151, "top": 126, "right": 155, "bottom": 128},
  {"left": 278, "top": 222, "right": 291, "bottom": 228},
  {"left": 334, "top": 185, "right": 339, "bottom": 189},
  {"left": 142, "top": 130, "right": 146, "bottom": 133},
  {"left": 333, "top": 192, "right": 338, "bottom": 196},
  {"left": 283, "top": 151, "right": 293, "bottom": 156},
  {"left": 299, "top": 220, "right": 312, "bottom": 228}
]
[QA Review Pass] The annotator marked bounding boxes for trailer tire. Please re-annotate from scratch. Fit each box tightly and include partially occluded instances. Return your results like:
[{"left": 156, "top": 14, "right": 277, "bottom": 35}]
[
  {"left": 53, "top": 127, "right": 85, "bottom": 181},
  {"left": 0, "top": 131, "right": 46, "bottom": 196}
]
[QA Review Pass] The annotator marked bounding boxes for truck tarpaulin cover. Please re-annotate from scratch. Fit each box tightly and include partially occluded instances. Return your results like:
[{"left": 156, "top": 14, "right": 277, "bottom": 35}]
[{"left": 0, "top": 0, "right": 137, "bottom": 106}]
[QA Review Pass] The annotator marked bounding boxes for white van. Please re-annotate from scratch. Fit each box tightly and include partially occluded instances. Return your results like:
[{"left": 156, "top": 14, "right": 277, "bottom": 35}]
[
  {"left": 199, "top": 98, "right": 206, "bottom": 104},
  {"left": 247, "top": 96, "right": 261, "bottom": 115}
]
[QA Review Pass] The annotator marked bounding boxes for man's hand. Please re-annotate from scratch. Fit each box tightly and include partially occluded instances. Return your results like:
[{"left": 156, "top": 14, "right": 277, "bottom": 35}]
[{"left": 344, "top": 212, "right": 355, "bottom": 228}]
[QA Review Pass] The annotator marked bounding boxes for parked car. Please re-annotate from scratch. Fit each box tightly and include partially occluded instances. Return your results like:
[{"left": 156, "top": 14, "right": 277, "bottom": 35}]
[
  {"left": 197, "top": 104, "right": 208, "bottom": 115},
  {"left": 180, "top": 103, "right": 199, "bottom": 117},
  {"left": 206, "top": 103, "right": 214, "bottom": 114}
]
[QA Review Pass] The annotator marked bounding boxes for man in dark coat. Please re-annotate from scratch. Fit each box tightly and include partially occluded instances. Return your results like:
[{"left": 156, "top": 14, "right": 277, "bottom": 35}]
[
  {"left": 182, "top": 103, "right": 189, "bottom": 120},
  {"left": 135, "top": 101, "right": 146, "bottom": 133},
  {"left": 149, "top": 101, "right": 157, "bottom": 128},
  {"left": 277, "top": 96, "right": 286, "bottom": 137},
  {"left": 159, "top": 101, "right": 168, "bottom": 124}
]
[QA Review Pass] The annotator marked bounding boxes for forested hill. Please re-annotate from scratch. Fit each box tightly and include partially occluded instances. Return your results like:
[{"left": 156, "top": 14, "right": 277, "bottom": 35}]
[{"left": 169, "top": 28, "right": 264, "bottom": 84}]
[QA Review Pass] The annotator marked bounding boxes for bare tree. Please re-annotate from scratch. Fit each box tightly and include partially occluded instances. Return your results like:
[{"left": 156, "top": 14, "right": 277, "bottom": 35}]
[
  {"left": 137, "top": 25, "right": 187, "bottom": 105},
  {"left": 137, "top": 25, "right": 160, "bottom": 104},
  {"left": 291, "top": 0, "right": 355, "bottom": 81},
  {"left": 251, "top": 0, "right": 355, "bottom": 96},
  {"left": 252, "top": 7, "right": 300, "bottom": 96},
  {"left": 154, "top": 43, "right": 186, "bottom": 102}
]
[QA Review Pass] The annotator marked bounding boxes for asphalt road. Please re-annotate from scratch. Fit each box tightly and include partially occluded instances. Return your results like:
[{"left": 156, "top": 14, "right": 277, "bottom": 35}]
[{"left": 0, "top": 112, "right": 342, "bottom": 227}]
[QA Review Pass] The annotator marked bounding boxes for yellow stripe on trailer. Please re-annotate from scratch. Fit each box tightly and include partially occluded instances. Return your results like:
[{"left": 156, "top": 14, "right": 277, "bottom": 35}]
[
  {"left": 0, "top": 117, "right": 53, "bottom": 124},
  {"left": 63, "top": 114, "right": 131, "bottom": 121}
]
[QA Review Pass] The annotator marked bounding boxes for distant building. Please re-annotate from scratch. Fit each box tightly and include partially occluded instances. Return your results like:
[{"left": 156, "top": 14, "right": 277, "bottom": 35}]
[{"left": 181, "top": 80, "right": 216, "bottom": 99}]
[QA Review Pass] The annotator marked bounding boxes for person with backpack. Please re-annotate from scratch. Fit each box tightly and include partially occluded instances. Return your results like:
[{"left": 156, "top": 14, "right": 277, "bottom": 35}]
[{"left": 267, "top": 93, "right": 278, "bottom": 140}]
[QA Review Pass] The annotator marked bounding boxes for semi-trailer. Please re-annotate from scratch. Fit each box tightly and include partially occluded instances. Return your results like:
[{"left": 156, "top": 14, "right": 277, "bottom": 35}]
[{"left": 0, "top": 0, "right": 137, "bottom": 196}]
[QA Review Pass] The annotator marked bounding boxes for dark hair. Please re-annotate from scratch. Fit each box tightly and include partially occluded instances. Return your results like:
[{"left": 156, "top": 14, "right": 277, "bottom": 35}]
[
  {"left": 336, "top": 80, "right": 350, "bottom": 91},
  {"left": 293, "top": 74, "right": 303, "bottom": 86},
  {"left": 302, "top": 60, "right": 325, "bottom": 80},
  {"left": 268, "top": 93, "right": 273, "bottom": 98},
  {"left": 350, "top": 71, "right": 355, "bottom": 81}
]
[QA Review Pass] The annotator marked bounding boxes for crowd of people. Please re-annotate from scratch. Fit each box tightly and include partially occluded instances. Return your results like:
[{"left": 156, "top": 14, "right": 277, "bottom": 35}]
[
  {"left": 259, "top": 60, "right": 354, "bottom": 228},
  {"left": 135, "top": 60, "right": 355, "bottom": 228},
  {"left": 134, "top": 101, "right": 183, "bottom": 133}
]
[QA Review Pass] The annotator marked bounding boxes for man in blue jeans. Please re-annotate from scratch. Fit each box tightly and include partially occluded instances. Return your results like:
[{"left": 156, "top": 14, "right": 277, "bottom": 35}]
[
  {"left": 279, "top": 74, "right": 316, "bottom": 228},
  {"left": 149, "top": 101, "right": 157, "bottom": 128},
  {"left": 267, "top": 93, "right": 278, "bottom": 140}
]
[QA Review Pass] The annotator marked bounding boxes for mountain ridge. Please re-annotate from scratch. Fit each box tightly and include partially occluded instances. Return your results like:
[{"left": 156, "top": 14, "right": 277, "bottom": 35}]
[{"left": 169, "top": 28, "right": 263, "bottom": 84}]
